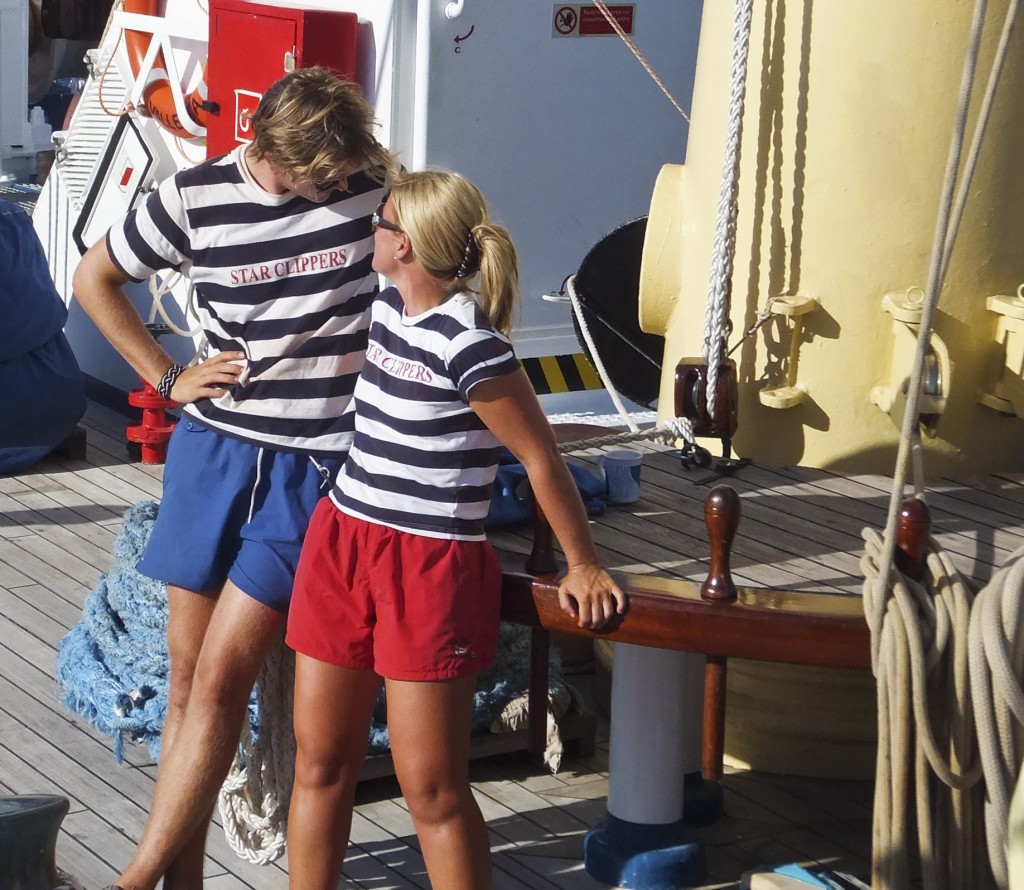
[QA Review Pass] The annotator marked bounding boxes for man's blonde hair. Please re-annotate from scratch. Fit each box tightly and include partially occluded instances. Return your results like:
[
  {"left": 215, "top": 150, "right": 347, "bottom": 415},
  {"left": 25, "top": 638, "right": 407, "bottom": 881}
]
[{"left": 249, "top": 67, "right": 394, "bottom": 184}]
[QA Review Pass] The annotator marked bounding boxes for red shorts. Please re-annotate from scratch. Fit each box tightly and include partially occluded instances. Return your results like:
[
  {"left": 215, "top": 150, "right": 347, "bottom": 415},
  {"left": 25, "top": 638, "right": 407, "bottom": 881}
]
[{"left": 286, "top": 499, "right": 502, "bottom": 680}]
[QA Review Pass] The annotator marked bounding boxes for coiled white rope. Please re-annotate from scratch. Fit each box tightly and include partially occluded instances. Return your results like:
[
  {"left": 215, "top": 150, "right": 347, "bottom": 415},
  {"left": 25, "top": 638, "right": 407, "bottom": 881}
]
[
  {"left": 556, "top": 418, "right": 695, "bottom": 455},
  {"left": 217, "top": 633, "right": 296, "bottom": 864},
  {"left": 862, "top": 529, "right": 984, "bottom": 889},
  {"left": 702, "top": 0, "right": 754, "bottom": 422},
  {"left": 147, "top": 272, "right": 204, "bottom": 342},
  {"left": 968, "top": 546, "right": 1024, "bottom": 889},
  {"left": 1009, "top": 744, "right": 1024, "bottom": 887}
]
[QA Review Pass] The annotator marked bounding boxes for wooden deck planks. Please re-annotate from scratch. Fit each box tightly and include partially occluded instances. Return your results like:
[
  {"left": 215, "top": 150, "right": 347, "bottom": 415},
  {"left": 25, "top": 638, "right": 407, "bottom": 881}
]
[
  {"left": 13, "top": 404, "right": 1019, "bottom": 886},
  {"left": 535, "top": 444, "right": 1024, "bottom": 597}
]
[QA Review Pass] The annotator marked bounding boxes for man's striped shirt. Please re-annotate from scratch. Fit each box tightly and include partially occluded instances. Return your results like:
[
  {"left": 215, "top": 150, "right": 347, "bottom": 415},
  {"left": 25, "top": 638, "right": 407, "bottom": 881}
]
[
  {"left": 106, "top": 145, "right": 385, "bottom": 456},
  {"left": 331, "top": 286, "right": 521, "bottom": 540}
]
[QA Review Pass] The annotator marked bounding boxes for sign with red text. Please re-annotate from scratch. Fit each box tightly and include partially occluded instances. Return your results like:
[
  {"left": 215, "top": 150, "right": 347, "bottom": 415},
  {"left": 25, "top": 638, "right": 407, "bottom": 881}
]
[{"left": 552, "top": 4, "right": 635, "bottom": 37}]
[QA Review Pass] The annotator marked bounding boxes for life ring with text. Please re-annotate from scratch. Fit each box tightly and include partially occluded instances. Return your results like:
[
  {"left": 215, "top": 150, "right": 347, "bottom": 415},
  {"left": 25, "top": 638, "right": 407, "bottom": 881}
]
[{"left": 123, "top": 0, "right": 207, "bottom": 139}]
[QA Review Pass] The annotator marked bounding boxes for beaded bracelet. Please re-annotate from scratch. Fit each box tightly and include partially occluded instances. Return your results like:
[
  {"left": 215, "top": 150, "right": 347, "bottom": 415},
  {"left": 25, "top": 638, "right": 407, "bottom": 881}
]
[{"left": 156, "top": 363, "right": 186, "bottom": 400}]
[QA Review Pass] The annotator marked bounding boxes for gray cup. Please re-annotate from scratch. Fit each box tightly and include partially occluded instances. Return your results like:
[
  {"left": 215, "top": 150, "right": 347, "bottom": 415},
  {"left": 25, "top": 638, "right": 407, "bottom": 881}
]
[{"left": 597, "top": 449, "right": 643, "bottom": 504}]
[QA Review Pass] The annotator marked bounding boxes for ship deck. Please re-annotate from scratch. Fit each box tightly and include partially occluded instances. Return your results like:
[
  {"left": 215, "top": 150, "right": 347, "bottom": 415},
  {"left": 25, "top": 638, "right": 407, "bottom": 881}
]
[{"left": 8, "top": 400, "right": 1024, "bottom": 888}]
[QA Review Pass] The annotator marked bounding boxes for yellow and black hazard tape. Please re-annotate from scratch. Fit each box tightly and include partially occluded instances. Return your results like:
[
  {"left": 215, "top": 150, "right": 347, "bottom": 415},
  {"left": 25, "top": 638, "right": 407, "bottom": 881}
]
[{"left": 522, "top": 353, "right": 603, "bottom": 395}]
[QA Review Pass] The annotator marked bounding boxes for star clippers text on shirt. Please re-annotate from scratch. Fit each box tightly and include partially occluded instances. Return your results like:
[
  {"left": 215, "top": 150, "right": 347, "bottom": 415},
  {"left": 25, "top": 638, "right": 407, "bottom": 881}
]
[
  {"left": 366, "top": 342, "right": 435, "bottom": 383},
  {"left": 228, "top": 248, "right": 349, "bottom": 284}
]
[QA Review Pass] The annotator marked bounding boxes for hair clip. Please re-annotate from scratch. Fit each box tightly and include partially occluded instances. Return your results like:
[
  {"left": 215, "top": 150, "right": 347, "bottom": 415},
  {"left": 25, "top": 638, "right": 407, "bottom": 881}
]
[{"left": 455, "top": 230, "right": 480, "bottom": 279}]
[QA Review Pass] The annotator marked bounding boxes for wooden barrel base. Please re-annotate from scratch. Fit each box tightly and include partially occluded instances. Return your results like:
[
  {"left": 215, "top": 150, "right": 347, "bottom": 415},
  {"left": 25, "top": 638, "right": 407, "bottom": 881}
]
[{"left": 723, "top": 660, "right": 877, "bottom": 780}]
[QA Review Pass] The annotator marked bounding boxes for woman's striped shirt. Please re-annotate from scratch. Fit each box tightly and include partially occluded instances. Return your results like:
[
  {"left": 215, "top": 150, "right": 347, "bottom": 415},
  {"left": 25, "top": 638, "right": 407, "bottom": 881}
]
[
  {"left": 331, "top": 286, "right": 521, "bottom": 540},
  {"left": 106, "top": 146, "right": 386, "bottom": 457}
]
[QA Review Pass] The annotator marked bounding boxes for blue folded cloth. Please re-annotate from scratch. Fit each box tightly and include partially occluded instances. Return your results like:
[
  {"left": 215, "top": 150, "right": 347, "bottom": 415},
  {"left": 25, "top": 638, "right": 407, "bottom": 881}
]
[
  {"left": 485, "top": 449, "right": 605, "bottom": 528},
  {"left": 0, "top": 200, "right": 85, "bottom": 474}
]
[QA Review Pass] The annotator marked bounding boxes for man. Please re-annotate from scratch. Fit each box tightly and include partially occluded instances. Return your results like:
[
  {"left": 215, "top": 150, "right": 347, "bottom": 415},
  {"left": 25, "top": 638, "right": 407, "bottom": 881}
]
[{"left": 72, "top": 67, "right": 393, "bottom": 890}]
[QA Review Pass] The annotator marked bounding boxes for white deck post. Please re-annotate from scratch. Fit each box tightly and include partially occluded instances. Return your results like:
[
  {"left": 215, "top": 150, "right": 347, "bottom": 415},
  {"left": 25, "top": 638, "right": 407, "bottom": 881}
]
[{"left": 584, "top": 644, "right": 706, "bottom": 887}]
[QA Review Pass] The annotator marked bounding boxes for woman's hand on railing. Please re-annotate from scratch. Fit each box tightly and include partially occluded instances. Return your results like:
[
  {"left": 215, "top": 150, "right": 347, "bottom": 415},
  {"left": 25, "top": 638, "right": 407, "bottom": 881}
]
[{"left": 557, "top": 563, "right": 626, "bottom": 630}]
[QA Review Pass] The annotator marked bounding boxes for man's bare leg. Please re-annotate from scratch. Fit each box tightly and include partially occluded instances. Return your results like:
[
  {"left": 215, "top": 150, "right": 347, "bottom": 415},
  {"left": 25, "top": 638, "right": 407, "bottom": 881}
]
[
  {"left": 120, "top": 585, "right": 216, "bottom": 890},
  {"left": 114, "top": 582, "right": 283, "bottom": 890}
]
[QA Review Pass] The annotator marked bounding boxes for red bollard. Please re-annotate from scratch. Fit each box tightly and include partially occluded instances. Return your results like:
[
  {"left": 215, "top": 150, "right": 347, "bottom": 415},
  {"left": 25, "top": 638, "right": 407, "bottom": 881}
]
[{"left": 126, "top": 380, "right": 177, "bottom": 464}]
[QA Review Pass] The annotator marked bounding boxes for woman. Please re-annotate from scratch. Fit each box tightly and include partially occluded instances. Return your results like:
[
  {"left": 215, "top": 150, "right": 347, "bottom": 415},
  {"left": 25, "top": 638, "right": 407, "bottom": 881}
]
[{"left": 285, "top": 169, "right": 625, "bottom": 889}]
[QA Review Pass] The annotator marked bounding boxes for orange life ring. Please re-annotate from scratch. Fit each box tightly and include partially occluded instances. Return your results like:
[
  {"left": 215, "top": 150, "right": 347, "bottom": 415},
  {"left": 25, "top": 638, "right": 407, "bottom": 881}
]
[{"left": 123, "top": 0, "right": 208, "bottom": 139}]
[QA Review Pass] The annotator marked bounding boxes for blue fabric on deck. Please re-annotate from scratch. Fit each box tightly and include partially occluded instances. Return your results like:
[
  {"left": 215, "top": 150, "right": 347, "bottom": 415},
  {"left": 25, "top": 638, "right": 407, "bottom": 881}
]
[
  {"left": 0, "top": 199, "right": 85, "bottom": 474},
  {"left": 485, "top": 448, "right": 606, "bottom": 528}
]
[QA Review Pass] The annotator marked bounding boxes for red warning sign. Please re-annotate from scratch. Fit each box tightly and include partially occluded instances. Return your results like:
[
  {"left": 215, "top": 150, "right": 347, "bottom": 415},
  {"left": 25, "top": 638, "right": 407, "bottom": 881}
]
[
  {"left": 579, "top": 4, "right": 634, "bottom": 35},
  {"left": 554, "top": 5, "right": 578, "bottom": 35},
  {"left": 234, "top": 89, "right": 262, "bottom": 145},
  {"left": 552, "top": 4, "right": 635, "bottom": 38}
]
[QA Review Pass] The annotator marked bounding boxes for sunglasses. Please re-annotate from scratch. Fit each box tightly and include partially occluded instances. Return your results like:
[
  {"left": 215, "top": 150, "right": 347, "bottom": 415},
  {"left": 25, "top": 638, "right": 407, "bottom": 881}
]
[
  {"left": 371, "top": 202, "right": 404, "bottom": 234},
  {"left": 311, "top": 178, "right": 341, "bottom": 195}
]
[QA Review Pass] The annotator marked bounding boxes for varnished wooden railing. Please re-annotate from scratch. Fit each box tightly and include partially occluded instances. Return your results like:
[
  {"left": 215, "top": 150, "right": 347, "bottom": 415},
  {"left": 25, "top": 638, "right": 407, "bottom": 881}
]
[{"left": 497, "top": 482, "right": 929, "bottom": 780}]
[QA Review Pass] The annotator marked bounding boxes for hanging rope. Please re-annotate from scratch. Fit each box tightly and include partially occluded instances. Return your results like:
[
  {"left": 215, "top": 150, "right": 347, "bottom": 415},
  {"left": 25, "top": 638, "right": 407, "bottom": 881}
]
[
  {"left": 703, "top": 0, "right": 755, "bottom": 422},
  {"left": 866, "top": 0, "right": 1019, "bottom": 714},
  {"left": 869, "top": 0, "right": 988, "bottom": 631},
  {"left": 938, "top": 0, "right": 1021, "bottom": 287},
  {"left": 583, "top": 1, "right": 751, "bottom": 435},
  {"left": 565, "top": 274, "right": 643, "bottom": 433},
  {"left": 564, "top": 274, "right": 696, "bottom": 448},
  {"left": 590, "top": 0, "right": 691, "bottom": 123}
]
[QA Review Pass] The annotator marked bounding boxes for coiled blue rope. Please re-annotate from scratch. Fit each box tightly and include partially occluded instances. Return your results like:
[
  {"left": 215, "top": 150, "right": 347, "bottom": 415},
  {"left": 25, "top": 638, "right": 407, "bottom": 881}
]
[{"left": 56, "top": 501, "right": 168, "bottom": 762}]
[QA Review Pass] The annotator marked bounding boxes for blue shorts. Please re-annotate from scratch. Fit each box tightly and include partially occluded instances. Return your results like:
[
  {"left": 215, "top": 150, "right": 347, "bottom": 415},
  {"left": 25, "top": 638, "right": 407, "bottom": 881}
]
[{"left": 138, "top": 418, "right": 344, "bottom": 613}]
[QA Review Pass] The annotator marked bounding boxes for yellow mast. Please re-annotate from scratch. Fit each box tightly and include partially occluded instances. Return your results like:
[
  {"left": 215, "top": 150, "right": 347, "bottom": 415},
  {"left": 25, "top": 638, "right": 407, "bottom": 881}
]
[{"left": 640, "top": 0, "right": 1024, "bottom": 475}]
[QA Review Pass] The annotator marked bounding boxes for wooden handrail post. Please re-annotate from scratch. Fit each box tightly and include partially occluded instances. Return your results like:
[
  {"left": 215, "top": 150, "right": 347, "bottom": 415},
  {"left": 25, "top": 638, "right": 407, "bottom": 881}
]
[
  {"left": 525, "top": 498, "right": 558, "bottom": 576},
  {"left": 528, "top": 627, "right": 551, "bottom": 761},
  {"left": 895, "top": 498, "right": 931, "bottom": 582},
  {"left": 703, "top": 655, "right": 727, "bottom": 782},
  {"left": 700, "top": 485, "right": 739, "bottom": 783},
  {"left": 701, "top": 485, "right": 740, "bottom": 601},
  {"left": 524, "top": 498, "right": 556, "bottom": 764}
]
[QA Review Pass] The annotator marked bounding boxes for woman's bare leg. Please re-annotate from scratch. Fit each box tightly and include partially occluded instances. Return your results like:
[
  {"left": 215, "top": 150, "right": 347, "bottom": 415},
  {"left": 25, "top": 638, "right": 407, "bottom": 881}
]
[
  {"left": 287, "top": 656, "right": 381, "bottom": 890},
  {"left": 387, "top": 675, "right": 492, "bottom": 890}
]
